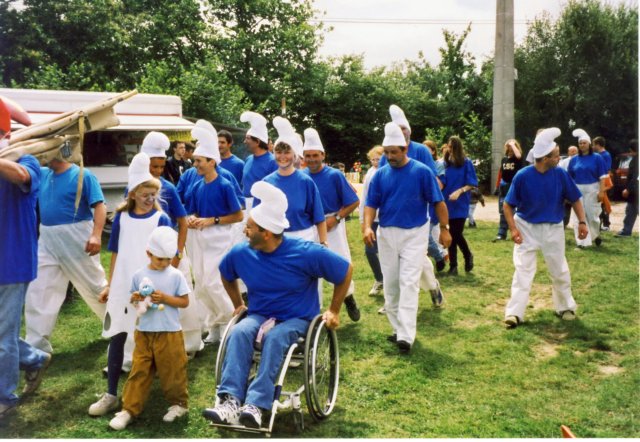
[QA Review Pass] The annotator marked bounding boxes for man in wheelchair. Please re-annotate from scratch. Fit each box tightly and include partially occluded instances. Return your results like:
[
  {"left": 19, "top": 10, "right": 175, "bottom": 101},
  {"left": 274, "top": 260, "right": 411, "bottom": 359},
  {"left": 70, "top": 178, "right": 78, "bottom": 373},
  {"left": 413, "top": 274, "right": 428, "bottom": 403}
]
[{"left": 202, "top": 181, "right": 353, "bottom": 428}]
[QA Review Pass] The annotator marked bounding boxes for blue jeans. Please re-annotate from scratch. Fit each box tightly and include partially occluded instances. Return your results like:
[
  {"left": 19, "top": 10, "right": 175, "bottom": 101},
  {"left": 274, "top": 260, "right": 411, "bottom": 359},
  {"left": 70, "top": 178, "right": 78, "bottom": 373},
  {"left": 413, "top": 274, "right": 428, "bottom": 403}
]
[
  {"left": 427, "top": 222, "right": 445, "bottom": 262},
  {"left": 0, "top": 283, "right": 50, "bottom": 406},
  {"left": 218, "top": 314, "right": 309, "bottom": 410},
  {"left": 365, "top": 222, "right": 383, "bottom": 282},
  {"left": 498, "top": 182, "right": 511, "bottom": 236}
]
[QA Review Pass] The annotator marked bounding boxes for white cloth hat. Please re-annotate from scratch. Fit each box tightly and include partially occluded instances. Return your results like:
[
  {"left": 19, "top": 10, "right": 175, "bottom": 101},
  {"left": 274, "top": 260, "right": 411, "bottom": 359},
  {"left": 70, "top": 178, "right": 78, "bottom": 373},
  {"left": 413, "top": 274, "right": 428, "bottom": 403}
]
[
  {"left": 302, "top": 127, "right": 324, "bottom": 152},
  {"left": 531, "top": 127, "right": 561, "bottom": 159},
  {"left": 250, "top": 181, "right": 290, "bottom": 234},
  {"left": 147, "top": 226, "right": 177, "bottom": 258},
  {"left": 140, "top": 131, "right": 170, "bottom": 158},
  {"left": 128, "top": 152, "right": 155, "bottom": 190},
  {"left": 192, "top": 119, "right": 221, "bottom": 163},
  {"left": 389, "top": 104, "right": 411, "bottom": 132},
  {"left": 273, "top": 116, "right": 299, "bottom": 151},
  {"left": 382, "top": 122, "right": 406, "bottom": 147},
  {"left": 572, "top": 128, "right": 591, "bottom": 144},
  {"left": 293, "top": 133, "right": 304, "bottom": 158},
  {"left": 240, "top": 111, "right": 269, "bottom": 144}
]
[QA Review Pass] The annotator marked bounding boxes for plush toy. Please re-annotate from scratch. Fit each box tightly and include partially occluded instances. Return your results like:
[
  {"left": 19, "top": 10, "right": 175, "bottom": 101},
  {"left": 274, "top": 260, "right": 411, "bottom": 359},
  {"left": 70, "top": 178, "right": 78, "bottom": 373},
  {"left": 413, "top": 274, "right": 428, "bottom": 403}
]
[{"left": 135, "top": 277, "right": 164, "bottom": 317}]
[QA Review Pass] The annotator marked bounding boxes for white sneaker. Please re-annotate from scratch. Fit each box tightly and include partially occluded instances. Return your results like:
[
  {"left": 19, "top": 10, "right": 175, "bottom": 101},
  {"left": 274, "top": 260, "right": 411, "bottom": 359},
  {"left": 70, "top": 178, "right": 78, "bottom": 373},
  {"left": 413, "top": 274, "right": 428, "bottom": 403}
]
[
  {"left": 239, "top": 404, "right": 262, "bottom": 429},
  {"left": 202, "top": 394, "right": 240, "bottom": 425},
  {"left": 109, "top": 410, "right": 132, "bottom": 430},
  {"left": 203, "top": 328, "right": 221, "bottom": 345},
  {"left": 368, "top": 281, "right": 383, "bottom": 296},
  {"left": 89, "top": 392, "right": 119, "bottom": 416},
  {"left": 163, "top": 405, "right": 188, "bottom": 422}
]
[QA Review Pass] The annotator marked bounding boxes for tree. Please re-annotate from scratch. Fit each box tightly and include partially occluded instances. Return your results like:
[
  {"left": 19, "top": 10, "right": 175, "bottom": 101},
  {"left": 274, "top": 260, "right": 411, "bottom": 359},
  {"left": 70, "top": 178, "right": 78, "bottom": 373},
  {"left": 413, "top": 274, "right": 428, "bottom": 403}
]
[{"left": 514, "top": 0, "right": 638, "bottom": 154}]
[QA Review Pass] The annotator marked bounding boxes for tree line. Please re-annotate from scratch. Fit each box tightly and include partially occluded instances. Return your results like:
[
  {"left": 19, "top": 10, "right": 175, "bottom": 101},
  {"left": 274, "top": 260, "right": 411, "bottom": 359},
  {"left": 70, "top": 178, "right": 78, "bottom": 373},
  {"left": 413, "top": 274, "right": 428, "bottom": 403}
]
[{"left": 0, "top": 0, "right": 636, "bottom": 186}]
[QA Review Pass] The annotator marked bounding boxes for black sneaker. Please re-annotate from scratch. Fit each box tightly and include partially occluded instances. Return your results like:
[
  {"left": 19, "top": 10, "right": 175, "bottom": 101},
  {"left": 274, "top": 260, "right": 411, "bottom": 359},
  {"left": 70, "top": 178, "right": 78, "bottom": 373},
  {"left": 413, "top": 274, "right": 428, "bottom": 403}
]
[
  {"left": 594, "top": 237, "right": 602, "bottom": 246},
  {"left": 447, "top": 266, "right": 458, "bottom": 276},
  {"left": 435, "top": 259, "right": 446, "bottom": 272},
  {"left": 397, "top": 340, "right": 411, "bottom": 354},
  {"left": 468, "top": 221, "right": 477, "bottom": 228},
  {"left": 344, "top": 295, "right": 360, "bottom": 322},
  {"left": 386, "top": 334, "right": 397, "bottom": 343},
  {"left": 465, "top": 254, "right": 474, "bottom": 272}
]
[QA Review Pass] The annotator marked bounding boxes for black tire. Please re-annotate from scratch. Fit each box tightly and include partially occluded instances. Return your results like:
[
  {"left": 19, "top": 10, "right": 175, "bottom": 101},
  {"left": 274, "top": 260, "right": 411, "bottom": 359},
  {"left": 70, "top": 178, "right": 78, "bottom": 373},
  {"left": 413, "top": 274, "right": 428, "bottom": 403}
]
[
  {"left": 215, "top": 311, "right": 247, "bottom": 387},
  {"left": 303, "top": 315, "right": 339, "bottom": 421}
]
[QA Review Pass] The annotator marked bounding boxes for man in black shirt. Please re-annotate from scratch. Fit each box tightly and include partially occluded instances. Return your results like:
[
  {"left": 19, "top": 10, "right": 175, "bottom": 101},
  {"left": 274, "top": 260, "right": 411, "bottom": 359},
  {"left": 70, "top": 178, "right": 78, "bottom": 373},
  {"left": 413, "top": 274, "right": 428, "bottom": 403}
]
[{"left": 163, "top": 141, "right": 193, "bottom": 185}]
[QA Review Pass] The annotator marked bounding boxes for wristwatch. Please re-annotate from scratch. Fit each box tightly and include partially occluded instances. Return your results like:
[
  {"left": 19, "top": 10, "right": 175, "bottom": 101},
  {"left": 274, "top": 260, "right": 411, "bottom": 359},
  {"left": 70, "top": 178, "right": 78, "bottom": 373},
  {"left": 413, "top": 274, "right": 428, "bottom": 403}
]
[
  {"left": 440, "top": 224, "right": 450, "bottom": 230},
  {"left": 578, "top": 220, "right": 587, "bottom": 225},
  {"left": 175, "top": 251, "right": 183, "bottom": 259},
  {"left": 335, "top": 214, "right": 343, "bottom": 222},
  {"left": 214, "top": 217, "right": 221, "bottom": 225}
]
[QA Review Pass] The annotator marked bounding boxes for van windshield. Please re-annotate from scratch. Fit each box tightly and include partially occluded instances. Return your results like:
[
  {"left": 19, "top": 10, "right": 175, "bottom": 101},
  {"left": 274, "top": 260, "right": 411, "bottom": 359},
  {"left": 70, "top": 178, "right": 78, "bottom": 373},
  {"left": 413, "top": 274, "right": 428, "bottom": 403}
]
[{"left": 83, "top": 131, "right": 145, "bottom": 167}]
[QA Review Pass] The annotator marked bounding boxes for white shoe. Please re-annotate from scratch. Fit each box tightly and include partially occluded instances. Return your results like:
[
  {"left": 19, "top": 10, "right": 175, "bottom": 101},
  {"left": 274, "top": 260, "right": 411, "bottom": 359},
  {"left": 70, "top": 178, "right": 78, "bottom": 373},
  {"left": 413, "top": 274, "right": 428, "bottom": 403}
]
[
  {"left": 109, "top": 410, "right": 132, "bottom": 430},
  {"left": 163, "top": 405, "right": 188, "bottom": 422},
  {"left": 203, "top": 328, "right": 221, "bottom": 345},
  {"left": 202, "top": 394, "right": 241, "bottom": 425},
  {"left": 89, "top": 392, "right": 119, "bottom": 416},
  {"left": 368, "top": 281, "right": 383, "bottom": 296}
]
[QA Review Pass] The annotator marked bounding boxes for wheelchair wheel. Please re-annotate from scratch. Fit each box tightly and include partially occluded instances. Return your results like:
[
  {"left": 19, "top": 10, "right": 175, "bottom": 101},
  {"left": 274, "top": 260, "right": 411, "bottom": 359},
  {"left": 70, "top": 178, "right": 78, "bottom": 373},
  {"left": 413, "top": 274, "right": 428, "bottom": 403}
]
[
  {"left": 215, "top": 310, "right": 247, "bottom": 386},
  {"left": 303, "top": 315, "right": 339, "bottom": 421}
]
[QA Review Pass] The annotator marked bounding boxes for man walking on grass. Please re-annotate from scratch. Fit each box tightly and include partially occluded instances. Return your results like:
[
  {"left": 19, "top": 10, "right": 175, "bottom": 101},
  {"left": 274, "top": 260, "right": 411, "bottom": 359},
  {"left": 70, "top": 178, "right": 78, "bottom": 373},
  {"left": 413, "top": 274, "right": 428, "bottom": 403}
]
[{"left": 502, "top": 128, "right": 588, "bottom": 329}]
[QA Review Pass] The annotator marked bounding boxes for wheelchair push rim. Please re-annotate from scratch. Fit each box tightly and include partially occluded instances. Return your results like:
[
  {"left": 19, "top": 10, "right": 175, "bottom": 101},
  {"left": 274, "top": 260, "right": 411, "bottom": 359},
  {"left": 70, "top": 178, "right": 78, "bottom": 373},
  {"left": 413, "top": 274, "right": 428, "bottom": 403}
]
[{"left": 304, "top": 315, "right": 339, "bottom": 421}]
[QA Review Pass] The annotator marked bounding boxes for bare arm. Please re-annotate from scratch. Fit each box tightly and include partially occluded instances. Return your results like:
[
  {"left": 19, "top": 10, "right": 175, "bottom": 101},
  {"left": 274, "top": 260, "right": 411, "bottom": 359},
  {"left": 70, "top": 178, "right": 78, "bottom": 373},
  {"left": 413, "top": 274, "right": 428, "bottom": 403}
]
[
  {"left": 151, "top": 291, "right": 189, "bottom": 308},
  {"left": 571, "top": 199, "right": 589, "bottom": 240},
  {"left": 172, "top": 216, "right": 188, "bottom": 268},
  {"left": 327, "top": 200, "right": 360, "bottom": 231},
  {"left": 0, "top": 158, "right": 31, "bottom": 187},
  {"left": 363, "top": 206, "right": 377, "bottom": 247},
  {"left": 434, "top": 201, "right": 452, "bottom": 248},
  {"left": 323, "top": 264, "right": 353, "bottom": 330},
  {"left": 187, "top": 210, "right": 244, "bottom": 229},
  {"left": 316, "top": 220, "right": 328, "bottom": 245},
  {"left": 503, "top": 201, "right": 522, "bottom": 244},
  {"left": 221, "top": 275, "right": 246, "bottom": 316},
  {"left": 85, "top": 202, "right": 106, "bottom": 256}
]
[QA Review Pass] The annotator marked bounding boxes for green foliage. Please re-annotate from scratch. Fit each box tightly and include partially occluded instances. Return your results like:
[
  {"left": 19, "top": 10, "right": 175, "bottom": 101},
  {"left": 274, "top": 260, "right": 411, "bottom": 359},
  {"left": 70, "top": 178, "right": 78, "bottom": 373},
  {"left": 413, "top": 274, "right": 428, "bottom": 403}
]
[{"left": 515, "top": 0, "right": 638, "bottom": 154}]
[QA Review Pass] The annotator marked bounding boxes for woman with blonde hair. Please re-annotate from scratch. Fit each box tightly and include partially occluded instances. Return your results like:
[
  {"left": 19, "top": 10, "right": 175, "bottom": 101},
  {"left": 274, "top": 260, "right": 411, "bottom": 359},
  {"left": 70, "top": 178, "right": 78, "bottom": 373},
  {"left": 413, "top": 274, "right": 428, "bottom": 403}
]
[
  {"left": 89, "top": 153, "right": 172, "bottom": 417},
  {"left": 360, "top": 145, "right": 385, "bottom": 297},
  {"left": 494, "top": 139, "right": 523, "bottom": 241}
]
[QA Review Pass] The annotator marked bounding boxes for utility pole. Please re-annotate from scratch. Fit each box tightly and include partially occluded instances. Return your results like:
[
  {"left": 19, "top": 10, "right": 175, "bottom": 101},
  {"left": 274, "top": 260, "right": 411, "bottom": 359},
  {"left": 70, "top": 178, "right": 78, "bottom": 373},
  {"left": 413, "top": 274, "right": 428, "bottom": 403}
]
[{"left": 491, "top": 0, "right": 515, "bottom": 189}]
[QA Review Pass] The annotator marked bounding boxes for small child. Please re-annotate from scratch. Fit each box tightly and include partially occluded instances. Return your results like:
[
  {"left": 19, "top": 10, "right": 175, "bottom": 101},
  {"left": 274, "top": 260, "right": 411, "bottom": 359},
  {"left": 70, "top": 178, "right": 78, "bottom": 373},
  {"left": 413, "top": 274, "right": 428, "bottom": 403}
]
[
  {"left": 108, "top": 226, "right": 190, "bottom": 431},
  {"left": 467, "top": 187, "right": 485, "bottom": 228}
]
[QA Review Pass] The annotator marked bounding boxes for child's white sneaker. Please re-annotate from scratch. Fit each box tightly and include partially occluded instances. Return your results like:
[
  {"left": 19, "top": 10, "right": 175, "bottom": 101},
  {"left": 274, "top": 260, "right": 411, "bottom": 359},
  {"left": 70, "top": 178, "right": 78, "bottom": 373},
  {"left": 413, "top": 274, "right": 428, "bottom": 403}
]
[
  {"left": 88, "top": 392, "right": 119, "bottom": 416},
  {"left": 109, "top": 410, "right": 132, "bottom": 430},
  {"left": 163, "top": 405, "right": 188, "bottom": 422}
]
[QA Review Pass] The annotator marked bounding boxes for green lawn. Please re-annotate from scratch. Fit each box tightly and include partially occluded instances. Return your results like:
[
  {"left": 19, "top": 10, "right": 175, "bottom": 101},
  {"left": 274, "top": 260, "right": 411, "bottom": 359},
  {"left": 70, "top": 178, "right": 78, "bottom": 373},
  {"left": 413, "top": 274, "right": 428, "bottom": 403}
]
[{"left": 1, "top": 219, "right": 638, "bottom": 438}]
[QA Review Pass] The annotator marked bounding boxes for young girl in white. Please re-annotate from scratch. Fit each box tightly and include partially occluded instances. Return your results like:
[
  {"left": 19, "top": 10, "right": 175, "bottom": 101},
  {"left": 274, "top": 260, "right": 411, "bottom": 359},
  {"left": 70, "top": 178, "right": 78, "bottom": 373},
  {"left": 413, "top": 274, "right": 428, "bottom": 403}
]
[
  {"left": 89, "top": 153, "right": 172, "bottom": 417},
  {"left": 109, "top": 226, "right": 190, "bottom": 430}
]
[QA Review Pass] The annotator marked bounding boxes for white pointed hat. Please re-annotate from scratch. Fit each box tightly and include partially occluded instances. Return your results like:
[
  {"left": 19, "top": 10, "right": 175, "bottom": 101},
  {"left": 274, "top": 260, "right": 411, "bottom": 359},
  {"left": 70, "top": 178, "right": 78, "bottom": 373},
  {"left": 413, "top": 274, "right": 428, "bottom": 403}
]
[
  {"left": 302, "top": 127, "right": 324, "bottom": 152},
  {"left": 240, "top": 111, "right": 269, "bottom": 144},
  {"left": 382, "top": 122, "right": 406, "bottom": 147},
  {"left": 147, "top": 226, "right": 178, "bottom": 258},
  {"left": 192, "top": 119, "right": 221, "bottom": 163},
  {"left": 389, "top": 104, "right": 411, "bottom": 131},
  {"left": 250, "top": 181, "right": 290, "bottom": 234},
  {"left": 273, "top": 116, "right": 299, "bottom": 151},
  {"left": 140, "top": 131, "right": 170, "bottom": 158},
  {"left": 572, "top": 128, "right": 591, "bottom": 144},
  {"left": 128, "top": 152, "right": 154, "bottom": 190},
  {"left": 531, "top": 127, "right": 561, "bottom": 159}
]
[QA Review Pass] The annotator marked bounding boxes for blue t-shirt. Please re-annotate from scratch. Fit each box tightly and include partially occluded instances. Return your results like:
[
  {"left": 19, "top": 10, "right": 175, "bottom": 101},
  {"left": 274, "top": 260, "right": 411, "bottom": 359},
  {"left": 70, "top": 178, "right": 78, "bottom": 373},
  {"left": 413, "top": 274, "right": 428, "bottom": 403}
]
[
  {"left": 131, "top": 265, "right": 189, "bottom": 332},
  {"left": 125, "top": 177, "right": 186, "bottom": 228},
  {"left": 441, "top": 158, "right": 479, "bottom": 219},
  {"left": 379, "top": 140, "right": 437, "bottom": 174},
  {"left": 505, "top": 165, "right": 582, "bottom": 224},
  {"left": 218, "top": 166, "right": 245, "bottom": 209},
  {"left": 219, "top": 237, "right": 350, "bottom": 321},
  {"left": 39, "top": 164, "right": 104, "bottom": 226},
  {"left": 568, "top": 153, "right": 607, "bottom": 185},
  {"left": 598, "top": 150, "right": 612, "bottom": 172},
  {"left": 0, "top": 155, "right": 40, "bottom": 284},
  {"left": 176, "top": 167, "right": 200, "bottom": 205},
  {"left": 242, "top": 152, "right": 278, "bottom": 197},
  {"left": 187, "top": 174, "right": 242, "bottom": 217},
  {"left": 366, "top": 159, "right": 443, "bottom": 229},
  {"left": 303, "top": 166, "right": 359, "bottom": 215},
  {"left": 220, "top": 154, "right": 245, "bottom": 189},
  {"left": 107, "top": 209, "right": 172, "bottom": 253},
  {"left": 262, "top": 170, "right": 325, "bottom": 231}
]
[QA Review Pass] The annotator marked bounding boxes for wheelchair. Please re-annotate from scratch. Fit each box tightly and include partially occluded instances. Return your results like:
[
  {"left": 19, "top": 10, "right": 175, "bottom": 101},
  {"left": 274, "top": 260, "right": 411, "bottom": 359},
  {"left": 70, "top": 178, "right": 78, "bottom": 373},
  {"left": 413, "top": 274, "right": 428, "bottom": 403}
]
[{"left": 206, "top": 311, "right": 339, "bottom": 436}]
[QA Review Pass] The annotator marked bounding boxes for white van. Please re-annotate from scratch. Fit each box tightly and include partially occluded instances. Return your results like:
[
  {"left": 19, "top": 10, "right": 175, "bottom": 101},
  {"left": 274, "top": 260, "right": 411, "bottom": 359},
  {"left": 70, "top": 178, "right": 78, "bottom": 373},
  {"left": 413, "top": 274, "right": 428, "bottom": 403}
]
[{"left": 1, "top": 88, "right": 194, "bottom": 212}]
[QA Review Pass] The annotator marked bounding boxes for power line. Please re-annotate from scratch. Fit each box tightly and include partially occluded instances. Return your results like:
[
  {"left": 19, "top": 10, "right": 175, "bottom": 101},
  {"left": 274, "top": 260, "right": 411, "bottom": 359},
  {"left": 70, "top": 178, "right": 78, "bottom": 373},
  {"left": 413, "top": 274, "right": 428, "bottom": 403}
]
[{"left": 309, "top": 17, "right": 531, "bottom": 25}]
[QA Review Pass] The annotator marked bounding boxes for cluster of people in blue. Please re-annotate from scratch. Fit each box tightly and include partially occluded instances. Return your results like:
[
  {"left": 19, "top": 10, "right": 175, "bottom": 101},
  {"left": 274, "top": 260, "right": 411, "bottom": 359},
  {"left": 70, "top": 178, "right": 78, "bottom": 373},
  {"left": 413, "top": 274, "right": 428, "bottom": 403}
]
[{"left": 0, "top": 93, "right": 637, "bottom": 433}]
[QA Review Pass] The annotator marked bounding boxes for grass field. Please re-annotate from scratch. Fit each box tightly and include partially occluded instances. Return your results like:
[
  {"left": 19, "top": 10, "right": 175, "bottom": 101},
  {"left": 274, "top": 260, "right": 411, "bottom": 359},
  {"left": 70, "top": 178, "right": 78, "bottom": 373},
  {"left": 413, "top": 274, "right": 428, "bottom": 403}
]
[{"left": 1, "top": 218, "right": 638, "bottom": 438}]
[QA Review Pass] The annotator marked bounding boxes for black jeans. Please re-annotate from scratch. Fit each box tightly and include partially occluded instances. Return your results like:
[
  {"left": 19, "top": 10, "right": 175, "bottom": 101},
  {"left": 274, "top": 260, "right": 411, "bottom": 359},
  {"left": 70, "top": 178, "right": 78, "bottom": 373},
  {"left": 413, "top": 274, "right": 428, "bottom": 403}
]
[{"left": 448, "top": 218, "right": 472, "bottom": 268}]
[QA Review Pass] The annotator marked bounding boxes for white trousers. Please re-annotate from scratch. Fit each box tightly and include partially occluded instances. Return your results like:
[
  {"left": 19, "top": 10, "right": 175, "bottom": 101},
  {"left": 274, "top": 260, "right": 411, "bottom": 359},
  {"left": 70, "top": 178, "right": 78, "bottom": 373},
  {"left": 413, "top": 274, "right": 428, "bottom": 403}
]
[
  {"left": 175, "top": 251, "right": 205, "bottom": 353},
  {"left": 378, "top": 223, "right": 430, "bottom": 344},
  {"left": 25, "top": 221, "right": 108, "bottom": 353},
  {"left": 326, "top": 220, "right": 355, "bottom": 296},
  {"left": 505, "top": 216, "right": 577, "bottom": 321},
  {"left": 572, "top": 182, "right": 600, "bottom": 247},
  {"left": 189, "top": 224, "right": 235, "bottom": 330}
]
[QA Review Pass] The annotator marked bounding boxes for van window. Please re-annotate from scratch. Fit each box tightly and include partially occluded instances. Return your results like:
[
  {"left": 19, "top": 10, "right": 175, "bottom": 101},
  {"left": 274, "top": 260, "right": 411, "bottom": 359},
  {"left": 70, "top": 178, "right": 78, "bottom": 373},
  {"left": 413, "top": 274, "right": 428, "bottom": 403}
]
[{"left": 82, "top": 131, "right": 148, "bottom": 167}]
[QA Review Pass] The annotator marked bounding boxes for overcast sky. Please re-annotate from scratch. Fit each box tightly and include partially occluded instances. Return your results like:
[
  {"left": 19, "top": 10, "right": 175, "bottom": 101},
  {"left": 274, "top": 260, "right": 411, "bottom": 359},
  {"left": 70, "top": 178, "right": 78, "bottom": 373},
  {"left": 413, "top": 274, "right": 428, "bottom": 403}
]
[{"left": 311, "top": 0, "right": 635, "bottom": 69}]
